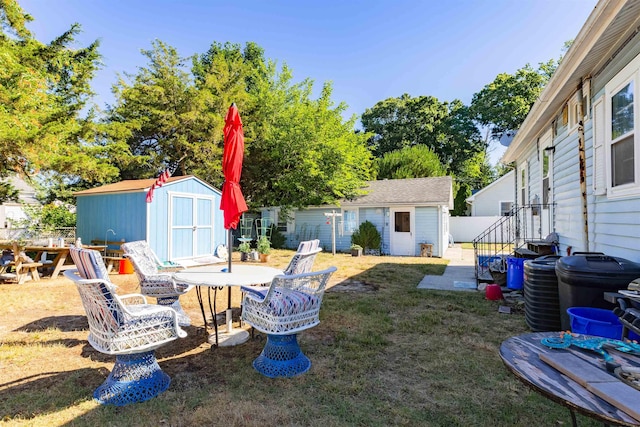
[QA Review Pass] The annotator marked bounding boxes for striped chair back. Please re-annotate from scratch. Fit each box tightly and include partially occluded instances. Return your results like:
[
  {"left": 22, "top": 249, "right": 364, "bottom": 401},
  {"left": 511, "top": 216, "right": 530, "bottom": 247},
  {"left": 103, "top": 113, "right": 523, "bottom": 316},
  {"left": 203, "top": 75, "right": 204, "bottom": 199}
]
[{"left": 69, "top": 246, "right": 110, "bottom": 281}]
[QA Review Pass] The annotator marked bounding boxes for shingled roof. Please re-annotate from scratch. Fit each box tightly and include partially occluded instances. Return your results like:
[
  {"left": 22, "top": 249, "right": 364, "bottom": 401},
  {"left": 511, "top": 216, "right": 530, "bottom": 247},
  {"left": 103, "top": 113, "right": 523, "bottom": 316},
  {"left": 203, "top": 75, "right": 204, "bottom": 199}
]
[
  {"left": 74, "top": 175, "right": 197, "bottom": 195},
  {"left": 342, "top": 176, "right": 453, "bottom": 208}
]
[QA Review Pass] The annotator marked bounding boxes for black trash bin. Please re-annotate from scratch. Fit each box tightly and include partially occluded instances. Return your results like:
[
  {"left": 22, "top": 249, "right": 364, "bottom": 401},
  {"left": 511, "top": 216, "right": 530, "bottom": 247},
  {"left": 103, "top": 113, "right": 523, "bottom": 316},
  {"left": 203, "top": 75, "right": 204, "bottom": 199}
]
[
  {"left": 524, "top": 255, "right": 562, "bottom": 332},
  {"left": 555, "top": 253, "right": 640, "bottom": 330}
]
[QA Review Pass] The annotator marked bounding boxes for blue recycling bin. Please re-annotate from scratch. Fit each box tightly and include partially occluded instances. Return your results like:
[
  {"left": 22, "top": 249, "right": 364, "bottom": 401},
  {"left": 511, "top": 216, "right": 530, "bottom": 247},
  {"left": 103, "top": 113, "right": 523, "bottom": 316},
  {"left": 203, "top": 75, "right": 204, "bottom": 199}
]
[{"left": 507, "top": 256, "right": 525, "bottom": 290}]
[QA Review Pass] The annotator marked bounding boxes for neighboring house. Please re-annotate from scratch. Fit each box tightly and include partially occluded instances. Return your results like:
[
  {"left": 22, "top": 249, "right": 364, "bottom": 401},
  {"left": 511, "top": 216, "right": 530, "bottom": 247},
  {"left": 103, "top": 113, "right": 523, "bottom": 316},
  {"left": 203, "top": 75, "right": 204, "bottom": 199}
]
[
  {"left": 465, "top": 170, "right": 515, "bottom": 216},
  {"left": 502, "top": 0, "right": 640, "bottom": 262},
  {"left": 449, "top": 171, "right": 516, "bottom": 243},
  {"left": 74, "top": 175, "right": 225, "bottom": 262},
  {"left": 262, "top": 176, "right": 454, "bottom": 257},
  {"left": 0, "top": 175, "right": 39, "bottom": 229}
]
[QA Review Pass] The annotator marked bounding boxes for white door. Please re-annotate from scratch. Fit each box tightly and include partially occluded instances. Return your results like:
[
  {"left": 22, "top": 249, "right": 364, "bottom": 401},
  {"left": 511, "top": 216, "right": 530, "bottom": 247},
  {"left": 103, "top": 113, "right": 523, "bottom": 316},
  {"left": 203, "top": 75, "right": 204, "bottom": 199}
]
[
  {"left": 170, "top": 194, "right": 214, "bottom": 259},
  {"left": 390, "top": 207, "right": 415, "bottom": 256}
]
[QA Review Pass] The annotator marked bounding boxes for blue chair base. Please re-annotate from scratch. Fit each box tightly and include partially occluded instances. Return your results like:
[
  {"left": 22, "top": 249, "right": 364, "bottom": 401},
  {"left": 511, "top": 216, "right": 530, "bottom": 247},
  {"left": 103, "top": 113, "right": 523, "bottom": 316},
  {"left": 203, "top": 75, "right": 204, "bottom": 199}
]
[
  {"left": 94, "top": 351, "right": 170, "bottom": 406},
  {"left": 252, "top": 334, "right": 311, "bottom": 378}
]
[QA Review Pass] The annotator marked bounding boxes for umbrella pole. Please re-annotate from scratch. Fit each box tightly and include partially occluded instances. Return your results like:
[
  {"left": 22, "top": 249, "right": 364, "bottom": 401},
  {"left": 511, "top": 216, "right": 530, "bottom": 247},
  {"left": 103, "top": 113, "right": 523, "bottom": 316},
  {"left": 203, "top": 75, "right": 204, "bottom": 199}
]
[
  {"left": 227, "top": 228, "right": 232, "bottom": 273},
  {"left": 226, "top": 228, "right": 233, "bottom": 331}
]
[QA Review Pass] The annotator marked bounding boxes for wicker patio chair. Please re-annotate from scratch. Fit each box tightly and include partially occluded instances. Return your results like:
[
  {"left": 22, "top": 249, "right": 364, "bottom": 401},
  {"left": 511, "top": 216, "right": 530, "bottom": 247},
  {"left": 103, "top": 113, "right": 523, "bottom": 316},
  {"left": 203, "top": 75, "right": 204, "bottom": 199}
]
[
  {"left": 283, "top": 239, "right": 322, "bottom": 275},
  {"left": 66, "top": 247, "right": 186, "bottom": 406},
  {"left": 240, "top": 239, "right": 322, "bottom": 298},
  {"left": 121, "top": 241, "right": 193, "bottom": 326},
  {"left": 241, "top": 266, "right": 336, "bottom": 378}
]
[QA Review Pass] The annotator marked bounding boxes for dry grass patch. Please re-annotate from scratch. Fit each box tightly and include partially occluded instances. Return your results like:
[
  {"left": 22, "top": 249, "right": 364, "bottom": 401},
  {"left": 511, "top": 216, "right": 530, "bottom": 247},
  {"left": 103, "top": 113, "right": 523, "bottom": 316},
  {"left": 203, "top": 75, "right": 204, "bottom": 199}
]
[{"left": 0, "top": 249, "right": 601, "bottom": 426}]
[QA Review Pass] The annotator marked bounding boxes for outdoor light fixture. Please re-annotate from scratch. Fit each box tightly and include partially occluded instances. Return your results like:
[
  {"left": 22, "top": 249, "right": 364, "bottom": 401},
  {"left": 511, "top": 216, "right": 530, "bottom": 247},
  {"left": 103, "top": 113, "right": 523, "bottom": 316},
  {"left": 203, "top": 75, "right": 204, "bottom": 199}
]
[{"left": 544, "top": 146, "right": 556, "bottom": 153}]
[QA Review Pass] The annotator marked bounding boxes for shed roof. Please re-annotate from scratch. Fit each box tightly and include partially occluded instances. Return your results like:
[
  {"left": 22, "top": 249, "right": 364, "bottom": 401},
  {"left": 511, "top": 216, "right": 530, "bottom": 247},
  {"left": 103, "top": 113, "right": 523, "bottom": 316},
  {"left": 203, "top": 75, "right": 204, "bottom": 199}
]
[
  {"left": 342, "top": 176, "right": 453, "bottom": 208},
  {"left": 74, "top": 175, "right": 214, "bottom": 195}
]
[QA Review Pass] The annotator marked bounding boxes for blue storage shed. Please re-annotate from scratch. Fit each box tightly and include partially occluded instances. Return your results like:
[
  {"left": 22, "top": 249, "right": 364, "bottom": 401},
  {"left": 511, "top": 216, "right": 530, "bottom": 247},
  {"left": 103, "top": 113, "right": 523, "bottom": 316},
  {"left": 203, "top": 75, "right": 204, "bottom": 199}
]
[{"left": 74, "top": 175, "right": 225, "bottom": 263}]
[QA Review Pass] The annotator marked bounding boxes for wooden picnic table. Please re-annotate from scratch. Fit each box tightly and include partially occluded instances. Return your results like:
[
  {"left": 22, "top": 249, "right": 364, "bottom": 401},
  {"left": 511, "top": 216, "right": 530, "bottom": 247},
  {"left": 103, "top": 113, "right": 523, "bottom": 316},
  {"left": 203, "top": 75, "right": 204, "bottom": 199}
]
[{"left": 0, "top": 243, "right": 106, "bottom": 279}]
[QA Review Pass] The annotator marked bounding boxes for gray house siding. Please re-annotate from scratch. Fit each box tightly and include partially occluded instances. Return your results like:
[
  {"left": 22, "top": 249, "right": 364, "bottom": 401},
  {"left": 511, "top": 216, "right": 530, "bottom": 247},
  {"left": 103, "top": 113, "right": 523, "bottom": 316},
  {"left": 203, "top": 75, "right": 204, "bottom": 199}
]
[
  {"left": 551, "top": 129, "right": 584, "bottom": 254},
  {"left": 415, "top": 206, "right": 439, "bottom": 256}
]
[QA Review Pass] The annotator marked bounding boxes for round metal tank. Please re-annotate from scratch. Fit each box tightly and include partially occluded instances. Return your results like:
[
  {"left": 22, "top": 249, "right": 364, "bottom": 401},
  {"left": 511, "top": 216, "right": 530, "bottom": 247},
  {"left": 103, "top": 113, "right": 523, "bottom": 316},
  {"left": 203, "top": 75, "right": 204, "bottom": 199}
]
[{"left": 524, "top": 256, "right": 561, "bottom": 332}]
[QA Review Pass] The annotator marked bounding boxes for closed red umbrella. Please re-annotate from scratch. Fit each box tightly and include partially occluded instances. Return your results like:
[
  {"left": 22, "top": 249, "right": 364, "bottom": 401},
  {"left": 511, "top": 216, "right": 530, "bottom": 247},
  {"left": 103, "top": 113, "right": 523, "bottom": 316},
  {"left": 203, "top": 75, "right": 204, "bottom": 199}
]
[{"left": 220, "top": 103, "right": 248, "bottom": 272}]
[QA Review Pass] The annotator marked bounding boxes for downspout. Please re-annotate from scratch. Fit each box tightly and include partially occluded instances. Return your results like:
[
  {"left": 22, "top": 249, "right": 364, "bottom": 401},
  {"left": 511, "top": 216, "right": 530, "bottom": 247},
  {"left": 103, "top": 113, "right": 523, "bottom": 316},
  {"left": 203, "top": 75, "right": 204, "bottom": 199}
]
[
  {"left": 577, "top": 89, "right": 590, "bottom": 251},
  {"left": 437, "top": 205, "right": 443, "bottom": 257}
]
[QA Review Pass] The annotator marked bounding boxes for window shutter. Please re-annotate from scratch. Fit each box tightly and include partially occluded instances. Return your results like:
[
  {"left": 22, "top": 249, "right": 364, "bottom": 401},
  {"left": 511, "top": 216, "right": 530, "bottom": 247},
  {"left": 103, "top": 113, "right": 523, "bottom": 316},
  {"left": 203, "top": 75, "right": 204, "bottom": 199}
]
[{"left": 592, "top": 96, "right": 607, "bottom": 195}]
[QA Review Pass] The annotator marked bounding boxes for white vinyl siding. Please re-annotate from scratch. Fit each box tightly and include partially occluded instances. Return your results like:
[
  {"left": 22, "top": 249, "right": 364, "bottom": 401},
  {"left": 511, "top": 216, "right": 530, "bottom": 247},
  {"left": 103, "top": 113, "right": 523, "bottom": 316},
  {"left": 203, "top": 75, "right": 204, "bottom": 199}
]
[{"left": 593, "top": 96, "right": 607, "bottom": 195}]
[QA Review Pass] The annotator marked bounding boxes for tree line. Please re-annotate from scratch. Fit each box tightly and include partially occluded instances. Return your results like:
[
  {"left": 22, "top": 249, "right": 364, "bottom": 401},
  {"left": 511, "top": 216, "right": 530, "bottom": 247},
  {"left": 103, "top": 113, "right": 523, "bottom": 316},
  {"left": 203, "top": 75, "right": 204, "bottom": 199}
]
[{"left": 0, "top": 0, "right": 562, "bottom": 216}]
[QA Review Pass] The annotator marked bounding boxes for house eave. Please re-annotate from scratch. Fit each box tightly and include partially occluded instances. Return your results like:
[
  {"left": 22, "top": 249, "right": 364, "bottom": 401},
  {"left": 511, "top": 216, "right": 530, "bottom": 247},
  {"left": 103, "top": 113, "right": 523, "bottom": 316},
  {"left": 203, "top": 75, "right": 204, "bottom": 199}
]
[{"left": 503, "top": 0, "right": 628, "bottom": 164}]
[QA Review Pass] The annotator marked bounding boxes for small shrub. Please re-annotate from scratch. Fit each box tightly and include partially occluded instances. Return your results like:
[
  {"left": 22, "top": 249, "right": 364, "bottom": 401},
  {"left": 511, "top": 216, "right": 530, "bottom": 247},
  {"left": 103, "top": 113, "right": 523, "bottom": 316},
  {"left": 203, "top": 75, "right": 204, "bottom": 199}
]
[
  {"left": 269, "top": 224, "right": 286, "bottom": 249},
  {"left": 351, "top": 221, "right": 381, "bottom": 251},
  {"left": 238, "top": 242, "right": 251, "bottom": 253}
]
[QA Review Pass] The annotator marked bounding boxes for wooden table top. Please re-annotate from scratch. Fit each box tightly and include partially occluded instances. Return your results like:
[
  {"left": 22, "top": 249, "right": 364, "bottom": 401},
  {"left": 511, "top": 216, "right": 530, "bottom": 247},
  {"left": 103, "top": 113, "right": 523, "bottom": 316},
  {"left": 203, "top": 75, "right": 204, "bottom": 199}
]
[{"left": 500, "top": 332, "right": 640, "bottom": 426}]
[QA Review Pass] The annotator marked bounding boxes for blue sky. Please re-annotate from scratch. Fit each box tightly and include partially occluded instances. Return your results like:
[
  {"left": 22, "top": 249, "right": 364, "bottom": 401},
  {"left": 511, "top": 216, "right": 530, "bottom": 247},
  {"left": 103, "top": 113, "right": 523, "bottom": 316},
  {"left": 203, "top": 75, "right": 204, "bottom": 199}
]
[{"left": 20, "top": 0, "right": 598, "bottom": 162}]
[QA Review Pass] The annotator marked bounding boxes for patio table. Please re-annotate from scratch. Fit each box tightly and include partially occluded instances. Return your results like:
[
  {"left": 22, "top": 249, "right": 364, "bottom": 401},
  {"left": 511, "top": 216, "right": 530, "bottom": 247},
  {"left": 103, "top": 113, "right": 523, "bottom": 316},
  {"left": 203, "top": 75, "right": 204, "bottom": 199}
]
[{"left": 174, "top": 264, "right": 282, "bottom": 347}]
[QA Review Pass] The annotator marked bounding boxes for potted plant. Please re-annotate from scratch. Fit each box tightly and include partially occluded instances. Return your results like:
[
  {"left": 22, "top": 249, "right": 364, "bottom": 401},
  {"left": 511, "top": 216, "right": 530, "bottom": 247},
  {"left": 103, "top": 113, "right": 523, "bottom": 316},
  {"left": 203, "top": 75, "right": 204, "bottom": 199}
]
[
  {"left": 238, "top": 242, "right": 251, "bottom": 262},
  {"left": 257, "top": 236, "right": 271, "bottom": 263},
  {"left": 350, "top": 244, "right": 363, "bottom": 257}
]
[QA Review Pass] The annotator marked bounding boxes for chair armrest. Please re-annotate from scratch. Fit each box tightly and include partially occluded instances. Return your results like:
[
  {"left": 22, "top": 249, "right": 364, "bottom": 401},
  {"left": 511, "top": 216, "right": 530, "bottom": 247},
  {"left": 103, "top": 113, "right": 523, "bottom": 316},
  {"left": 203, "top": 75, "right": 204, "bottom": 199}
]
[
  {"left": 123, "top": 303, "right": 187, "bottom": 338},
  {"left": 119, "top": 293, "right": 148, "bottom": 305}
]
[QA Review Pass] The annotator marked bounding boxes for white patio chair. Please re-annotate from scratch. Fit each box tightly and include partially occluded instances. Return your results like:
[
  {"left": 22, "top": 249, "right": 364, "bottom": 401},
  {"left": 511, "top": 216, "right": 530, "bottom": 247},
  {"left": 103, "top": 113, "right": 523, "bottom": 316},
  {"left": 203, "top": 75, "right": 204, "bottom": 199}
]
[
  {"left": 241, "top": 266, "right": 336, "bottom": 378},
  {"left": 240, "top": 239, "right": 322, "bottom": 298},
  {"left": 283, "top": 239, "right": 322, "bottom": 275},
  {"left": 121, "top": 241, "right": 193, "bottom": 327},
  {"left": 66, "top": 247, "right": 186, "bottom": 406}
]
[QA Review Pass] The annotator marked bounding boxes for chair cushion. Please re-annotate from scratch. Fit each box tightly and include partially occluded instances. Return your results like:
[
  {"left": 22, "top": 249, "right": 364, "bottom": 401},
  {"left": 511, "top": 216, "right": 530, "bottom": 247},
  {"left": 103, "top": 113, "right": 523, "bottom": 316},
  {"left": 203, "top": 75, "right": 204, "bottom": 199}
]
[
  {"left": 266, "top": 290, "right": 319, "bottom": 316},
  {"left": 69, "top": 246, "right": 110, "bottom": 281}
]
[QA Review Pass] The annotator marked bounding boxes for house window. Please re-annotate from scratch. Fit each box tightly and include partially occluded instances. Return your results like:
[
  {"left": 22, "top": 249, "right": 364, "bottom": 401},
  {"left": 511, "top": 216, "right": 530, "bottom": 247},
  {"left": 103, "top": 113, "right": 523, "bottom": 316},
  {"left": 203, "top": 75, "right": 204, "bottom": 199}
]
[
  {"left": 520, "top": 164, "right": 527, "bottom": 205},
  {"left": 594, "top": 53, "right": 640, "bottom": 198},
  {"left": 542, "top": 149, "right": 551, "bottom": 205},
  {"left": 611, "top": 82, "right": 634, "bottom": 187},
  {"left": 568, "top": 92, "right": 581, "bottom": 131},
  {"left": 500, "top": 201, "right": 513, "bottom": 216},
  {"left": 342, "top": 209, "right": 357, "bottom": 234}
]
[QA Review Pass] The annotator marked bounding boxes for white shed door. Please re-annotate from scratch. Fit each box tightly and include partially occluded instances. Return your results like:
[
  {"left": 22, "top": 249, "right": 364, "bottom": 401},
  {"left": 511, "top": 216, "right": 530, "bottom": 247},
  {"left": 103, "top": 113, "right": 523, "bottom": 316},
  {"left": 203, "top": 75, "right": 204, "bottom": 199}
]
[
  {"left": 170, "top": 195, "right": 214, "bottom": 259},
  {"left": 390, "top": 207, "right": 415, "bottom": 256}
]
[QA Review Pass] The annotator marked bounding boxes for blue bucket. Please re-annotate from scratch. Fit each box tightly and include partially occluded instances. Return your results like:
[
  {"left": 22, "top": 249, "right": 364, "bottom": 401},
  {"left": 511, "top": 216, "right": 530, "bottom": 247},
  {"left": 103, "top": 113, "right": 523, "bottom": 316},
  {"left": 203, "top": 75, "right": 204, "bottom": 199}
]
[
  {"left": 506, "top": 257, "right": 525, "bottom": 290},
  {"left": 567, "top": 307, "right": 622, "bottom": 339}
]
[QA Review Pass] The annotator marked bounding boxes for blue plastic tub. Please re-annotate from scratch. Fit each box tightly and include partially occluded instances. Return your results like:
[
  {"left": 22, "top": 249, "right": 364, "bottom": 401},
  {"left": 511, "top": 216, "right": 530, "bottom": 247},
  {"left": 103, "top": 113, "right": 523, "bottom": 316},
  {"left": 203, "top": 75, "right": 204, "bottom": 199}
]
[
  {"left": 567, "top": 307, "right": 640, "bottom": 340},
  {"left": 506, "top": 257, "right": 525, "bottom": 290}
]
